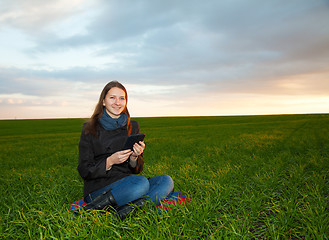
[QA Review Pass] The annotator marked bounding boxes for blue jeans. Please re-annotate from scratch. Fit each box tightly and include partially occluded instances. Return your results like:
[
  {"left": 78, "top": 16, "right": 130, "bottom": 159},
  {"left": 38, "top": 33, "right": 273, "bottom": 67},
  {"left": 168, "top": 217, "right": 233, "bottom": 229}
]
[{"left": 85, "top": 175, "right": 174, "bottom": 206}]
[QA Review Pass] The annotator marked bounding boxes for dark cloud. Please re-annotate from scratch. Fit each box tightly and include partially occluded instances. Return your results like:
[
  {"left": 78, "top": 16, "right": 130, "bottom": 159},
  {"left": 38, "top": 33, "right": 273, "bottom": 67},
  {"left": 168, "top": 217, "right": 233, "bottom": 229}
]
[{"left": 1, "top": 0, "right": 329, "bottom": 107}]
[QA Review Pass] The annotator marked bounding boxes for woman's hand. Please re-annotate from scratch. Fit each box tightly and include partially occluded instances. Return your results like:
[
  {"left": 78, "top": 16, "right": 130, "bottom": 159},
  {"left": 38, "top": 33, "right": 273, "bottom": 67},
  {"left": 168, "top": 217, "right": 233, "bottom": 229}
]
[
  {"left": 106, "top": 149, "right": 132, "bottom": 170},
  {"left": 130, "top": 141, "right": 145, "bottom": 161}
]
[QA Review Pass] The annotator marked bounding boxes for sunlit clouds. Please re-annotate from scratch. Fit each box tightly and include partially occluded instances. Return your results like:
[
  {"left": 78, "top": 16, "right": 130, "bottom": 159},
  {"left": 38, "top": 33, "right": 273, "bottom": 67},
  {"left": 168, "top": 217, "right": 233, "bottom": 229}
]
[{"left": 0, "top": 0, "right": 328, "bottom": 119}]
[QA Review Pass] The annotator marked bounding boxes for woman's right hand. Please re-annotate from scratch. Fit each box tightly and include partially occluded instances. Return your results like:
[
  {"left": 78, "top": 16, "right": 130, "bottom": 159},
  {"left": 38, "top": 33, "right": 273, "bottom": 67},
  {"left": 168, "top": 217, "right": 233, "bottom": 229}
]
[{"left": 106, "top": 149, "right": 132, "bottom": 170}]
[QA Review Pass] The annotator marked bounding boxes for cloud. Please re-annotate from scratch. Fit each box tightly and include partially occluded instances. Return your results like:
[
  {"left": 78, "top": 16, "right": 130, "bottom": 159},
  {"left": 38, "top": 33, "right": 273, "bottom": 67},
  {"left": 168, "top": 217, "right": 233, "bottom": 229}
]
[
  {"left": 0, "top": 0, "right": 90, "bottom": 30},
  {"left": 66, "top": 1, "right": 329, "bottom": 87},
  {"left": 0, "top": 0, "right": 329, "bottom": 118}
]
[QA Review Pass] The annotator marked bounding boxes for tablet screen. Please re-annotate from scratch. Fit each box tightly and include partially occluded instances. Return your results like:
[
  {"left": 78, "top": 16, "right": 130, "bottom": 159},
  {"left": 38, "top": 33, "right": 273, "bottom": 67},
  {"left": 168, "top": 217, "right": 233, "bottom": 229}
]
[{"left": 122, "top": 133, "right": 145, "bottom": 150}]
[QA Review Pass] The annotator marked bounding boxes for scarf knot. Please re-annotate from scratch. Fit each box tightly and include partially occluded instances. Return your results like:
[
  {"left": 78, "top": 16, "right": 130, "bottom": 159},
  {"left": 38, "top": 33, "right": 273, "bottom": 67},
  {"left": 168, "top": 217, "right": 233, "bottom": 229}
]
[{"left": 99, "top": 109, "right": 128, "bottom": 130}]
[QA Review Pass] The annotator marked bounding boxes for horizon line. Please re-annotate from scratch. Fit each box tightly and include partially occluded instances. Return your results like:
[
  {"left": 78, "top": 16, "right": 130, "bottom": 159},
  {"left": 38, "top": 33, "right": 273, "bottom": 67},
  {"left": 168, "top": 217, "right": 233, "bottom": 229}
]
[{"left": 1, "top": 112, "right": 328, "bottom": 121}]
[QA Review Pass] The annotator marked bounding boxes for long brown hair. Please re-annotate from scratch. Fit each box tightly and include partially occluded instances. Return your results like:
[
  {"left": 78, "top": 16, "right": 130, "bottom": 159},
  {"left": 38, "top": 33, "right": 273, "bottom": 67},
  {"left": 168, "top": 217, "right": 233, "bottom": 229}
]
[{"left": 84, "top": 81, "right": 131, "bottom": 136}]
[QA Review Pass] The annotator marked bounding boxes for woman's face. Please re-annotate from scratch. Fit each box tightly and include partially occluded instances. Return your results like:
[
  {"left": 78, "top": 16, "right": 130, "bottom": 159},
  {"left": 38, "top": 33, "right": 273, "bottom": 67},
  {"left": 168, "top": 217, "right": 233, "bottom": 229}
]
[{"left": 103, "top": 87, "right": 127, "bottom": 118}]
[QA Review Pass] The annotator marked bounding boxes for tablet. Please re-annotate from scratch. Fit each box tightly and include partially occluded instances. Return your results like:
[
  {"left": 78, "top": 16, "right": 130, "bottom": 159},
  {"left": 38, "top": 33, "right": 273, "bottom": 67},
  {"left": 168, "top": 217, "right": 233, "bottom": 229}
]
[{"left": 122, "top": 133, "right": 145, "bottom": 150}]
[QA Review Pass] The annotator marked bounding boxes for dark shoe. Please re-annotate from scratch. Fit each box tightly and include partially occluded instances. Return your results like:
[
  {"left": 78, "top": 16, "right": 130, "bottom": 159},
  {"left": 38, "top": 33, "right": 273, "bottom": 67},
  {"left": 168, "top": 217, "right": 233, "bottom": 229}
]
[
  {"left": 83, "top": 189, "right": 118, "bottom": 211},
  {"left": 114, "top": 198, "right": 147, "bottom": 220},
  {"left": 131, "top": 197, "right": 147, "bottom": 208}
]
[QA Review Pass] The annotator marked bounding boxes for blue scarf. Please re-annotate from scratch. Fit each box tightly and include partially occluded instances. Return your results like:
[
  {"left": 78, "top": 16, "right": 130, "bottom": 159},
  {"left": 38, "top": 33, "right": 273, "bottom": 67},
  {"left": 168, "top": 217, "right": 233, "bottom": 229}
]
[{"left": 99, "top": 109, "right": 128, "bottom": 130}]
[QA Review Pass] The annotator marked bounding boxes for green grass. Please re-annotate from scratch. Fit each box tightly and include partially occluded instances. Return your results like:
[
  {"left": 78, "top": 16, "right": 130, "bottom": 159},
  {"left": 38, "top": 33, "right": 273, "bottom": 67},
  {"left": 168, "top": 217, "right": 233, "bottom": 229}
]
[{"left": 0, "top": 114, "right": 328, "bottom": 239}]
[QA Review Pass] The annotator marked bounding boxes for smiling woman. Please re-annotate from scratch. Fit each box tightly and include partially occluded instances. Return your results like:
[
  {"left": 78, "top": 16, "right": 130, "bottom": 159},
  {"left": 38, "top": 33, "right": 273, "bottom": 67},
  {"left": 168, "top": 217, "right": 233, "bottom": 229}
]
[{"left": 77, "top": 81, "right": 174, "bottom": 219}]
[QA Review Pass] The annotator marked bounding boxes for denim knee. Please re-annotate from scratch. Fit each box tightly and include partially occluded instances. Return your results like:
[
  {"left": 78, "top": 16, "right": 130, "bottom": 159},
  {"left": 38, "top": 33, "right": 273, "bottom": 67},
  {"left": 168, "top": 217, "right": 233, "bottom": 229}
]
[
  {"left": 111, "top": 175, "right": 150, "bottom": 206},
  {"left": 129, "top": 175, "right": 150, "bottom": 196},
  {"left": 147, "top": 174, "right": 174, "bottom": 205},
  {"left": 162, "top": 175, "right": 174, "bottom": 188},
  {"left": 151, "top": 174, "right": 174, "bottom": 190}
]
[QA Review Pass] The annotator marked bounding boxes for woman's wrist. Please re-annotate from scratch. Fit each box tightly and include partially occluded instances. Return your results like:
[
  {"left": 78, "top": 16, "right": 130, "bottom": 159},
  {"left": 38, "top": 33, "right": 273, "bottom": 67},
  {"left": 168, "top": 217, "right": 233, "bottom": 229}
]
[
  {"left": 130, "top": 154, "right": 138, "bottom": 161},
  {"left": 129, "top": 156, "right": 138, "bottom": 167}
]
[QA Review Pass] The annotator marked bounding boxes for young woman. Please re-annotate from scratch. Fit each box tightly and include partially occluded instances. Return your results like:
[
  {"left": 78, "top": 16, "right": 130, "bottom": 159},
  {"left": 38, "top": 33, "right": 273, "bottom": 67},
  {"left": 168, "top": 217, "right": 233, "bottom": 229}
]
[{"left": 77, "top": 81, "right": 174, "bottom": 218}]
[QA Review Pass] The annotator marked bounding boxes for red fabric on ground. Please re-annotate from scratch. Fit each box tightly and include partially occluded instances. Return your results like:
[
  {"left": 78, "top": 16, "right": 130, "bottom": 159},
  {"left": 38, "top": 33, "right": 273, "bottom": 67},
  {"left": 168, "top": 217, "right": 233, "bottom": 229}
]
[{"left": 156, "top": 196, "right": 191, "bottom": 210}]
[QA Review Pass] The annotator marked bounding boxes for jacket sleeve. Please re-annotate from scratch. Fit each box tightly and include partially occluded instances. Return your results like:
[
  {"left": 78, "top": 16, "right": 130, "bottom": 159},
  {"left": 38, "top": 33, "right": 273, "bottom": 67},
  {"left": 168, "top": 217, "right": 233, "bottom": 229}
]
[
  {"left": 77, "top": 130, "right": 109, "bottom": 180},
  {"left": 129, "top": 155, "right": 144, "bottom": 174},
  {"left": 129, "top": 121, "right": 144, "bottom": 174}
]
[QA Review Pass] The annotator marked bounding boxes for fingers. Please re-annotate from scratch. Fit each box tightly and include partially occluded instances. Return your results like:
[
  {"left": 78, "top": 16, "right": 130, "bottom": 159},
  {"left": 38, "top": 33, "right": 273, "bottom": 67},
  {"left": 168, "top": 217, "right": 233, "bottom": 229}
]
[
  {"left": 116, "top": 150, "right": 132, "bottom": 163},
  {"left": 135, "top": 141, "right": 145, "bottom": 150},
  {"left": 121, "top": 149, "right": 133, "bottom": 154},
  {"left": 113, "top": 142, "right": 145, "bottom": 164},
  {"left": 138, "top": 141, "right": 145, "bottom": 149},
  {"left": 132, "top": 141, "right": 145, "bottom": 156}
]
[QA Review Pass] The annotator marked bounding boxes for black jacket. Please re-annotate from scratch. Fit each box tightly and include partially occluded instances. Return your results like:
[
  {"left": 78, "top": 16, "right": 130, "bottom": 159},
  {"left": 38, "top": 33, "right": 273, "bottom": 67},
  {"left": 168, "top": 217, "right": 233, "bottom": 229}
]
[{"left": 77, "top": 120, "right": 144, "bottom": 198}]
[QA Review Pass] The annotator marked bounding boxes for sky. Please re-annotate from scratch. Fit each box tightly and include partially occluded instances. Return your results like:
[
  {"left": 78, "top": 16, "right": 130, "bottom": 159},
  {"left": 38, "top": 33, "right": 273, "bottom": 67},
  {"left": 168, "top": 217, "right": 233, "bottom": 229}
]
[{"left": 0, "top": 0, "right": 329, "bottom": 119}]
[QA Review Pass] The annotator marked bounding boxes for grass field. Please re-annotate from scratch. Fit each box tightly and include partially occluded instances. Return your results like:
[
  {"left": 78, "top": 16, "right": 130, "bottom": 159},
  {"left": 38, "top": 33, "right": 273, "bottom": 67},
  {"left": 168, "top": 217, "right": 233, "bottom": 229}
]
[{"left": 0, "top": 114, "right": 328, "bottom": 239}]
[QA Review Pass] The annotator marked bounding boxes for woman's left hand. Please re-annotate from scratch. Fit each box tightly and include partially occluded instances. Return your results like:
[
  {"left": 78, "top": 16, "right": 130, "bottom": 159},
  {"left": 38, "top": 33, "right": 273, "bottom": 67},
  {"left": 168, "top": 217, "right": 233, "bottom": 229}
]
[{"left": 130, "top": 141, "right": 145, "bottom": 160}]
